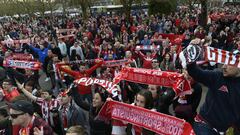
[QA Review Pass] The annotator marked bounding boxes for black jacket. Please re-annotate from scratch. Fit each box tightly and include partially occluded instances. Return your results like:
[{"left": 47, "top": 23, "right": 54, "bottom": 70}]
[
  {"left": 71, "top": 87, "right": 112, "bottom": 135},
  {"left": 187, "top": 63, "right": 240, "bottom": 132}
]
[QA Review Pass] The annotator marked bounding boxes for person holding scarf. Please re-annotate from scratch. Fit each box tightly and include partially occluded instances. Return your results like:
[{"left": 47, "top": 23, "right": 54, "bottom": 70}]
[
  {"left": 135, "top": 50, "right": 157, "bottom": 69},
  {"left": 180, "top": 39, "right": 240, "bottom": 135},
  {"left": 70, "top": 86, "right": 112, "bottom": 135},
  {"left": 57, "top": 59, "right": 103, "bottom": 103},
  {"left": 125, "top": 90, "right": 155, "bottom": 135}
]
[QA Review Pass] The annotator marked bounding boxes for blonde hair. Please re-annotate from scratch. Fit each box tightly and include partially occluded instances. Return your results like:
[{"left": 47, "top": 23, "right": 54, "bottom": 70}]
[{"left": 66, "top": 125, "right": 86, "bottom": 135}]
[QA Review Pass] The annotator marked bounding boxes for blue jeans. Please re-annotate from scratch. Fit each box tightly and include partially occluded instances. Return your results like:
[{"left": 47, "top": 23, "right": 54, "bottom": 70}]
[{"left": 193, "top": 122, "right": 224, "bottom": 135}]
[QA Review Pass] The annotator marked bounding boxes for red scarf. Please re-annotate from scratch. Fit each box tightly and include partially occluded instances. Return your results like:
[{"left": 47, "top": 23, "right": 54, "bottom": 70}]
[
  {"left": 135, "top": 45, "right": 160, "bottom": 51},
  {"left": 4, "top": 53, "right": 41, "bottom": 70},
  {"left": 3, "top": 59, "right": 41, "bottom": 70},
  {"left": 103, "top": 59, "right": 128, "bottom": 67},
  {"left": 74, "top": 77, "right": 120, "bottom": 98},
  {"left": 98, "top": 101, "right": 195, "bottom": 135},
  {"left": 114, "top": 67, "right": 192, "bottom": 97}
]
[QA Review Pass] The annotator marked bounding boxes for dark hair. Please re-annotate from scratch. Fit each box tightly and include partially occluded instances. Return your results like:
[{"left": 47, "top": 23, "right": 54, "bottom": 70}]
[
  {"left": 0, "top": 108, "right": 8, "bottom": 117},
  {"left": 136, "top": 90, "right": 153, "bottom": 109},
  {"left": 95, "top": 88, "right": 108, "bottom": 102},
  {"left": 25, "top": 81, "right": 34, "bottom": 87},
  {"left": 3, "top": 79, "right": 12, "bottom": 85}
]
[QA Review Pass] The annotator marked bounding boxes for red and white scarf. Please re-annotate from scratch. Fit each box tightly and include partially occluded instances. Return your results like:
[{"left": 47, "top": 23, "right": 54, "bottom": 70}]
[
  {"left": 3, "top": 59, "right": 41, "bottom": 70},
  {"left": 74, "top": 77, "right": 120, "bottom": 98},
  {"left": 3, "top": 53, "right": 41, "bottom": 70},
  {"left": 205, "top": 46, "right": 240, "bottom": 68},
  {"left": 135, "top": 45, "right": 160, "bottom": 51},
  {"left": 98, "top": 101, "right": 195, "bottom": 135},
  {"left": 1, "top": 39, "right": 30, "bottom": 45},
  {"left": 114, "top": 67, "right": 192, "bottom": 97},
  {"left": 103, "top": 59, "right": 128, "bottom": 67},
  {"left": 58, "top": 34, "right": 75, "bottom": 39}
]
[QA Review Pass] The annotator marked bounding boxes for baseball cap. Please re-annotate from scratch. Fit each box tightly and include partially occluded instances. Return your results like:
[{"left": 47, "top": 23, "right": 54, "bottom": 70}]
[{"left": 7, "top": 100, "right": 34, "bottom": 115}]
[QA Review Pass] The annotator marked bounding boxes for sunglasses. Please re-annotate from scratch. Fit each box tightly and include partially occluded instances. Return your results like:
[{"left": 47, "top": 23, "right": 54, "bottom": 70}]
[{"left": 10, "top": 113, "right": 25, "bottom": 119}]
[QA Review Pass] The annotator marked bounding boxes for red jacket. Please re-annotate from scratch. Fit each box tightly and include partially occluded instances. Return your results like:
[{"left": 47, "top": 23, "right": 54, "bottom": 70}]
[
  {"left": 138, "top": 51, "right": 156, "bottom": 69},
  {"left": 3, "top": 88, "right": 20, "bottom": 102},
  {"left": 59, "top": 61, "right": 103, "bottom": 94}
]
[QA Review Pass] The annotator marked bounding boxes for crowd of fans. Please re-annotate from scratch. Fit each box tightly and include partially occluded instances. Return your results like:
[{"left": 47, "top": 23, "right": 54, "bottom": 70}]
[{"left": 0, "top": 4, "right": 240, "bottom": 135}]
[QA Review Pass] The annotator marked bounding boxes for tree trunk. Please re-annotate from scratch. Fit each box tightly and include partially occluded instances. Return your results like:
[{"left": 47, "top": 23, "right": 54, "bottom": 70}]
[
  {"left": 199, "top": 0, "right": 208, "bottom": 28},
  {"left": 81, "top": 4, "right": 88, "bottom": 20},
  {"left": 121, "top": 0, "right": 133, "bottom": 23}
]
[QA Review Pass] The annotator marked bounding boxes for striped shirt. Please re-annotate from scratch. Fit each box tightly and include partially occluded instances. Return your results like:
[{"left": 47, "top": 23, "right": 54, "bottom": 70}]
[{"left": 36, "top": 98, "right": 60, "bottom": 126}]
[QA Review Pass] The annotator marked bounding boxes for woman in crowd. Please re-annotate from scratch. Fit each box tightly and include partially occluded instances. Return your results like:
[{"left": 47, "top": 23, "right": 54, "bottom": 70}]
[
  {"left": 160, "top": 53, "right": 175, "bottom": 71},
  {"left": 70, "top": 86, "right": 112, "bottom": 135},
  {"left": 126, "top": 90, "right": 155, "bottom": 135}
]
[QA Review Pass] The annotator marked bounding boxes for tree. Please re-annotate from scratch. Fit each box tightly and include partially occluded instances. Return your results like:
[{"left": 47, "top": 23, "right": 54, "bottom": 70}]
[
  {"left": 148, "top": 0, "right": 178, "bottom": 15},
  {"left": 199, "top": 0, "right": 208, "bottom": 27},
  {"left": 69, "top": 0, "right": 95, "bottom": 20},
  {"left": 114, "top": 0, "right": 143, "bottom": 22}
]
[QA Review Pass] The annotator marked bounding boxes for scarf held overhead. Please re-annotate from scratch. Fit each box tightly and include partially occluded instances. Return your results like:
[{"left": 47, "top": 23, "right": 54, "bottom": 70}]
[
  {"left": 74, "top": 77, "right": 119, "bottom": 98},
  {"left": 56, "top": 59, "right": 128, "bottom": 67},
  {"left": 205, "top": 46, "right": 240, "bottom": 68},
  {"left": 3, "top": 54, "right": 41, "bottom": 70},
  {"left": 97, "top": 100, "right": 195, "bottom": 135},
  {"left": 114, "top": 67, "right": 192, "bottom": 97}
]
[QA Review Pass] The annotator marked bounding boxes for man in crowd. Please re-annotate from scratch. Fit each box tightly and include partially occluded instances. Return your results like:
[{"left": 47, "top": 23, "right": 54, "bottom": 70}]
[
  {"left": 0, "top": 79, "right": 20, "bottom": 102},
  {"left": 181, "top": 39, "right": 240, "bottom": 135},
  {"left": 8, "top": 100, "right": 53, "bottom": 135},
  {"left": 56, "top": 91, "right": 88, "bottom": 134}
]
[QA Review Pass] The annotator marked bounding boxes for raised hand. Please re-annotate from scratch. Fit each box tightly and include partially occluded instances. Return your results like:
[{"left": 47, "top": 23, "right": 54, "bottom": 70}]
[
  {"left": 34, "top": 126, "right": 44, "bottom": 135},
  {"left": 15, "top": 79, "right": 24, "bottom": 90}
]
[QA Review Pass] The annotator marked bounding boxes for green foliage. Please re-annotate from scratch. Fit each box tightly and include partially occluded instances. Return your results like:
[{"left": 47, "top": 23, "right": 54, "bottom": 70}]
[
  {"left": 0, "top": 0, "right": 55, "bottom": 16},
  {"left": 148, "top": 0, "right": 178, "bottom": 15}
]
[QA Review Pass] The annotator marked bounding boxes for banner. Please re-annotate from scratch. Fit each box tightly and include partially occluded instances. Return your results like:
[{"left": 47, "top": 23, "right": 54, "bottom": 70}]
[
  {"left": 74, "top": 77, "right": 119, "bottom": 98},
  {"left": 114, "top": 67, "right": 192, "bottom": 97},
  {"left": 3, "top": 59, "right": 41, "bottom": 70},
  {"left": 205, "top": 46, "right": 240, "bottom": 68},
  {"left": 97, "top": 100, "right": 195, "bottom": 135}
]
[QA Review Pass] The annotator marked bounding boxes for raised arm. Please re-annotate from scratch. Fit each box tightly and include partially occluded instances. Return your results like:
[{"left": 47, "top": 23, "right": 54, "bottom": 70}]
[
  {"left": 15, "top": 79, "right": 37, "bottom": 102},
  {"left": 187, "top": 63, "right": 220, "bottom": 88},
  {"left": 71, "top": 86, "right": 90, "bottom": 111},
  {"left": 57, "top": 64, "right": 79, "bottom": 78},
  {"left": 28, "top": 44, "right": 40, "bottom": 53},
  {"left": 85, "top": 59, "right": 103, "bottom": 75}
]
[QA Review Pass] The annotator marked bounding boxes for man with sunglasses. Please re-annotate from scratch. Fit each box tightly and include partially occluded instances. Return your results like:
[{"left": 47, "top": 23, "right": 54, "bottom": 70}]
[{"left": 8, "top": 100, "right": 53, "bottom": 135}]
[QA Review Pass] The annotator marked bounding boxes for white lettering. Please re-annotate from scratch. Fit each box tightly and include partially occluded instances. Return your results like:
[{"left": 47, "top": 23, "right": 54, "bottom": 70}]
[{"left": 207, "top": 47, "right": 216, "bottom": 61}]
